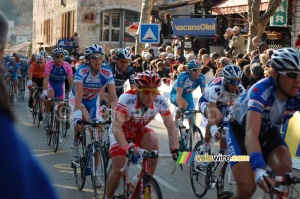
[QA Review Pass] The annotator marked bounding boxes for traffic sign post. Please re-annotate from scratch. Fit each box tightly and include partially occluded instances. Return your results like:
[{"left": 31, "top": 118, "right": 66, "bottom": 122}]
[{"left": 139, "top": 23, "right": 160, "bottom": 44}]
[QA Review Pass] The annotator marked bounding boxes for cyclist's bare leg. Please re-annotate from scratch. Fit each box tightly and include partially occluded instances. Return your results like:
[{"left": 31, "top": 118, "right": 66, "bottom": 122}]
[
  {"left": 13, "top": 80, "right": 18, "bottom": 95},
  {"left": 30, "top": 82, "right": 36, "bottom": 99},
  {"left": 175, "top": 99, "right": 188, "bottom": 120},
  {"left": 141, "top": 132, "right": 159, "bottom": 176},
  {"left": 45, "top": 89, "right": 54, "bottom": 113},
  {"left": 230, "top": 162, "right": 256, "bottom": 199},
  {"left": 105, "top": 155, "right": 126, "bottom": 198},
  {"left": 74, "top": 106, "right": 89, "bottom": 140},
  {"left": 267, "top": 145, "right": 292, "bottom": 176}
]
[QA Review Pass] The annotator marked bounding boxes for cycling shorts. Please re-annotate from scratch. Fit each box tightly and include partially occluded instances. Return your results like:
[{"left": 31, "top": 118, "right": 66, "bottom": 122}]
[
  {"left": 109, "top": 126, "right": 155, "bottom": 158},
  {"left": 48, "top": 82, "right": 65, "bottom": 100},
  {"left": 32, "top": 77, "right": 44, "bottom": 88},
  {"left": 170, "top": 92, "right": 194, "bottom": 110},
  {"left": 227, "top": 119, "right": 288, "bottom": 167},
  {"left": 69, "top": 92, "right": 104, "bottom": 121}
]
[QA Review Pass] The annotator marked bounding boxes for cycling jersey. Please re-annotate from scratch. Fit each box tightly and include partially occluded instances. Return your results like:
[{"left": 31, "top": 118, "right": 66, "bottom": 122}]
[
  {"left": 71, "top": 63, "right": 114, "bottom": 101},
  {"left": 230, "top": 77, "right": 300, "bottom": 134},
  {"left": 7, "top": 64, "right": 19, "bottom": 79},
  {"left": 170, "top": 71, "right": 206, "bottom": 96},
  {"left": 45, "top": 60, "right": 73, "bottom": 99},
  {"left": 109, "top": 90, "right": 171, "bottom": 157},
  {"left": 30, "top": 62, "right": 45, "bottom": 79},
  {"left": 108, "top": 62, "right": 135, "bottom": 97}
]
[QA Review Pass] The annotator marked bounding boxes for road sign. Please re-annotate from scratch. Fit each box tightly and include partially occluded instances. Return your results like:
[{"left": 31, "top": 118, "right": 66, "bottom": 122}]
[
  {"left": 139, "top": 23, "right": 160, "bottom": 44},
  {"left": 270, "top": 0, "right": 287, "bottom": 27}
]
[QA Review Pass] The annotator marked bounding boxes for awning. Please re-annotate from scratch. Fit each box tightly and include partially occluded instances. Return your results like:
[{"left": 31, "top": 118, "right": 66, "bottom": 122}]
[
  {"left": 212, "top": 0, "right": 269, "bottom": 15},
  {"left": 153, "top": 0, "right": 199, "bottom": 11},
  {"left": 4, "top": 42, "right": 31, "bottom": 53}
]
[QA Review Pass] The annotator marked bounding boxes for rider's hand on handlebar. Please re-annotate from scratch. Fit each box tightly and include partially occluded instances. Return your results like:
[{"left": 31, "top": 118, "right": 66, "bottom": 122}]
[
  {"left": 171, "top": 148, "right": 179, "bottom": 161},
  {"left": 210, "top": 125, "right": 220, "bottom": 140},
  {"left": 255, "top": 168, "right": 274, "bottom": 192}
]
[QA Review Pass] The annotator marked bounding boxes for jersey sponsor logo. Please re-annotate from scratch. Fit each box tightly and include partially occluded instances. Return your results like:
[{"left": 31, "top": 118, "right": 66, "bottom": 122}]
[
  {"left": 125, "top": 99, "right": 135, "bottom": 105},
  {"left": 261, "top": 88, "right": 270, "bottom": 101},
  {"left": 101, "top": 68, "right": 111, "bottom": 77},
  {"left": 81, "top": 68, "right": 88, "bottom": 75},
  {"left": 155, "top": 98, "right": 168, "bottom": 109},
  {"left": 213, "top": 77, "right": 222, "bottom": 84},
  {"left": 214, "top": 87, "right": 221, "bottom": 96}
]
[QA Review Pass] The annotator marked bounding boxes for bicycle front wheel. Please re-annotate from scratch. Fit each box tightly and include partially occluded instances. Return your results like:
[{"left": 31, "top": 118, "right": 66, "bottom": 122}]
[
  {"left": 137, "top": 174, "right": 163, "bottom": 199},
  {"left": 91, "top": 144, "right": 106, "bottom": 199},
  {"left": 73, "top": 134, "right": 86, "bottom": 190},
  {"left": 52, "top": 119, "right": 59, "bottom": 152},
  {"left": 190, "top": 140, "right": 210, "bottom": 198}
]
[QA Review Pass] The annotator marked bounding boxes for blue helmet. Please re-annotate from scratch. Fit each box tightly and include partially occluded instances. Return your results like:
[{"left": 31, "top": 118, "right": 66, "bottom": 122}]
[
  {"left": 40, "top": 50, "right": 48, "bottom": 57},
  {"left": 187, "top": 59, "right": 202, "bottom": 70},
  {"left": 84, "top": 44, "right": 103, "bottom": 58}
]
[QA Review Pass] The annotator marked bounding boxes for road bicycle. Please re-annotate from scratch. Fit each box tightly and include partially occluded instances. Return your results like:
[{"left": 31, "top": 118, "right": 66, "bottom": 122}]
[
  {"left": 109, "top": 145, "right": 175, "bottom": 199},
  {"left": 45, "top": 97, "right": 68, "bottom": 152},
  {"left": 31, "top": 87, "right": 43, "bottom": 127},
  {"left": 100, "top": 108, "right": 112, "bottom": 168},
  {"left": 18, "top": 75, "right": 26, "bottom": 100},
  {"left": 71, "top": 119, "right": 111, "bottom": 199},
  {"left": 190, "top": 125, "right": 235, "bottom": 199},
  {"left": 268, "top": 170, "right": 300, "bottom": 199},
  {"left": 6, "top": 77, "right": 14, "bottom": 106}
]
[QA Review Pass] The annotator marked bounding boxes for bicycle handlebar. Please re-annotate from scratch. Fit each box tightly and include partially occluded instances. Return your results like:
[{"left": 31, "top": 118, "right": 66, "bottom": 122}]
[{"left": 76, "top": 119, "right": 111, "bottom": 126}]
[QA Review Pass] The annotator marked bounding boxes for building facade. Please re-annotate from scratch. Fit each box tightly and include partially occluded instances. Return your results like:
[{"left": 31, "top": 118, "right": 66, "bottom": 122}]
[{"left": 32, "top": 0, "right": 192, "bottom": 54}]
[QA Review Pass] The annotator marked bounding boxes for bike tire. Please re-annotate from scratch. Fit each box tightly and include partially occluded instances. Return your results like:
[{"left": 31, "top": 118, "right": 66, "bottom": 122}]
[
  {"left": 91, "top": 144, "right": 106, "bottom": 199},
  {"left": 32, "top": 106, "right": 37, "bottom": 124},
  {"left": 21, "top": 79, "right": 25, "bottom": 100},
  {"left": 52, "top": 116, "right": 59, "bottom": 152},
  {"left": 73, "top": 133, "right": 86, "bottom": 190},
  {"left": 137, "top": 174, "right": 163, "bottom": 199},
  {"left": 36, "top": 99, "right": 42, "bottom": 127},
  {"left": 61, "top": 106, "right": 68, "bottom": 137},
  {"left": 217, "top": 191, "right": 234, "bottom": 199},
  {"left": 46, "top": 108, "right": 54, "bottom": 145},
  {"left": 190, "top": 140, "right": 210, "bottom": 198}
]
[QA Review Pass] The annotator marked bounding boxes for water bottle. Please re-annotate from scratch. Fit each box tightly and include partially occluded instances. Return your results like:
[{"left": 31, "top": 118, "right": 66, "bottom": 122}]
[{"left": 129, "top": 175, "right": 139, "bottom": 195}]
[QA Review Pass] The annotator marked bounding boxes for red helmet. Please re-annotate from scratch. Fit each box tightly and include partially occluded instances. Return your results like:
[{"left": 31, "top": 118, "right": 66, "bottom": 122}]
[{"left": 135, "top": 70, "right": 161, "bottom": 88}]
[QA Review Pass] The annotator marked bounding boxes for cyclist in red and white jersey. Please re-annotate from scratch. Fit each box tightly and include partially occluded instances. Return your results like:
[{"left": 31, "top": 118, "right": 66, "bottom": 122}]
[{"left": 105, "top": 70, "right": 179, "bottom": 199}]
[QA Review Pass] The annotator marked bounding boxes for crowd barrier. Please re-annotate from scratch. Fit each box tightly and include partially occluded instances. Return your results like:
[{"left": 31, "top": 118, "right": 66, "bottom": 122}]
[{"left": 123, "top": 81, "right": 300, "bottom": 170}]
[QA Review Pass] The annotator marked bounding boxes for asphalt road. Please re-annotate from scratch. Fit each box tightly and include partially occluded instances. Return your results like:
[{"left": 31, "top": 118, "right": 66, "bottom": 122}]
[{"left": 12, "top": 92, "right": 300, "bottom": 199}]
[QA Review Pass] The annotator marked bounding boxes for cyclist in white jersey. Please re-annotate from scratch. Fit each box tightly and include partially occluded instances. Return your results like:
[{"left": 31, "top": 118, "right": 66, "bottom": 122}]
[
  {"left": 105, "top": 71, "right": 179, "bottom": 199},
  {"left": 198, "top": 65, "right": 245, "bottom": 155}
]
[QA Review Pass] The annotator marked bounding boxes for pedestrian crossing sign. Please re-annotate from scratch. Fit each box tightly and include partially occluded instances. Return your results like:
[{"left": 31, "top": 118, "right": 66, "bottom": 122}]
[{"left": 139, "top": 23, "right": 160, "bottom": 44}]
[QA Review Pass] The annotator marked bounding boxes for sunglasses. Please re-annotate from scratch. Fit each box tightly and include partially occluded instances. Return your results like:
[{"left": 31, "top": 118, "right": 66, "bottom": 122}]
[
  {"left": 278, "top": 71, "right": 300, "bottom": 79},
  {"left": 55, "top": 55, "right": 64, "bottom": 59},
  {"left": 226, "top": 79, "right": 241, "bottom": 85},
  {"left": 90, "top": 55, "right": 103, "bottom": 60},
  {"left": 190, "top": 68, "right": 201, "bottom": 72},
  {"left": 138, "top": 89, "right": 159, "bottom": 96},
  {"left": 119, "top": 59, "right": 129, "bottom": 65}
]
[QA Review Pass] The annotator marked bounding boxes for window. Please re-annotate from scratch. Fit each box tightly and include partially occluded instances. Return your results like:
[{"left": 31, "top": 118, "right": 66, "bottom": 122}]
[{"left": 61, "top": 0, "right": 66, "bottom": 6}]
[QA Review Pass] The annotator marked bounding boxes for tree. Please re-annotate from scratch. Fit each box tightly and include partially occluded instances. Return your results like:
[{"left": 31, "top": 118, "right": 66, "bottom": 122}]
[
  {"left": 135, "top": 0, "right": 157, "bottom": 54},
  {"left": 247, "top": 0, "right": 282, "bottom": 52}
]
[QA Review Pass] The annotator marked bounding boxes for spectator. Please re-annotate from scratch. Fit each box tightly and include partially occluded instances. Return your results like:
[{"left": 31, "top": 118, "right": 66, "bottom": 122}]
[
  {"left": 295, "top": 33, "right": 300, "bottom": 48},
  {"left": 242, "top": 64, "right": 251, "bottom": 89},
  {"left": 158, "top": 18, "right": 169, "bottom": 45},
  {"left": 142, "top": 53, "right": 152, "bottom": 71},
  {"left": 230, "top": 26, "right": 245, "bottom": 57},
  {"left": 166, "top": 53, "right": 177, "bottom": 73},
  {"left": 197, "top": 48, "right": 208, "bottom": 62},
  {"left": 164, "top": 13, "right": 173, "bottom": 36},
  {"left": 250, "top": 50, "right": 260, "bottom": 64},
  {"left": 158, "top": 47, "right": 165, "bottom": 54},
  {"left": 264, "top": 49, "right": 274, "bottom": 61},
  {"left": 252, "top": 36, "right": 261, "bottom": 49},
  {"left": 201, "top": 65, "right": 214, "bottom": 85},
  {"left": 223, "top": 28, "right": 233, "bottom": 58},
  {"left": 132, "top": 57, "right": 144, "bottom": 73},
  {"left": 147, "top": 48, "right": 156, "bottom": 59},
  {"left": 215, "top": 57, "right": 231, "bottom": 77},
  {"left": 166, "top": 46, "right": 173, "bottom": 54},
  {"left": 157, "top": 61, "right": 170, "bottom": 78},
  {"left": 175, "top": 46, "right": 186, "bottom": 64},
  {"left": 249, "top": 63, "right": 264, "bottom": 87},
  {"left": 233, "top": 53, "right": 244, "bottom": 64},
  {"left": 159, "top": 52, "right": 168, "bottom": 61},
  {"left": 257, "top": 42, "right": 268, "bottom": 54},
  {"left": 186, "top": 53, "right": 196, "bottom": 63},
  {"left": 201, "top": 54, "right": 217, "bottom": 74},
  {"left": 259, "top": 53, "right": 268, "bottom": 68}
]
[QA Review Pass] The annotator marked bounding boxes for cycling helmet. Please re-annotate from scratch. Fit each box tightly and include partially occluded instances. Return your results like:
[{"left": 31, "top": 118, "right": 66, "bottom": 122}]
[
  {"left": 63, "top": 50, "right": 69, "bottom": 56},
  {"left": 64, "top": 56, "right": 72, "bottom": 64},
  {"left": 9, "top": 57, "right": 16, "bottom": 63},
  {"left": 40, "top": 50, "right": 48, "bottom": 57},
  {"left": 114, "top": 48, "right": 131, "bottom": 60},
  {"left": 270, "top": 48, "right": 300, "bottom": 71},
  {"left": 36, "top": 55, "right": 44, "bottom": 62},
  {"left": 187, "top": 59, "right": 202, "bottom": 69},
  {"left": 20, "top": 59, "right": 27, "bottom": 64},
  {"left": 135, "top": 70, "right": 161, "bottom": 88},
  {"left": 4, "top": 54, "right": 11, "bottom": 62},
  {"left": 222, "top": 64, "right": 243, "bottom": 79},
  {"left": 84, "top": 44, "right": 103, "bottom": 58},
  {"left": 79, "top": 55, "right": 86, "bottom": 62},
  {"left": 51, "top": 48, "right": 65, "bottom": 56}
]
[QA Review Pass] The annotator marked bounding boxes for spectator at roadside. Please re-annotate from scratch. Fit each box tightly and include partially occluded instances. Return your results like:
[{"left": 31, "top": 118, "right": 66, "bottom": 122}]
[
  {"left": 186, "top": 53, "right": 196, "bottom": 63},
  {"left": 242, "top": 64, "right": 251, "bottom": 89},
  {"left": 157, "top": 61, "right": 170, "bottom": 78},
  {"left": 175, "top": 46, "right": 186, "bottom": 64},
  {"left": 201, "top": 54, "right": 217, "bottom": 74},
  {"left": 229, "top": 26, "right": 245, "bottom": 57},
  {"left": 252, "top": 36, "right": 261, "bottom": 49},
  {"left": 158, "top": 18, "right": 169, "bottom": 46},
  {"left": 197, "top": 48, "right": 208, "bottom": 62},
  {"left": 201, "top": 65, "right": 214, "bottom": 85},
  {"left": 249, "top": 63, "right": 264, "bottom": 87},
  {"left": 215, "top": 57, "right": 230, "bottom": 77},
  {"left": 233, "top": 53, "right": 244, "bottom": 64}
]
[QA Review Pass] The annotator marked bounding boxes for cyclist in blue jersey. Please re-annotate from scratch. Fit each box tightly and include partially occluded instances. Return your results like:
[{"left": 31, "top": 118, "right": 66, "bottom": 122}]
[
  {"left": 69, "top": 44, "right": 118, "bottom": 186},
  {"left": 170, "top": 59, "right": 206, "bottom": 119},
  {"left": 227, "top": 48, "right": 300, "bottom": 198},
  {"left": 198, "top": 65, "right": 244, "bottom": 157},
  {"left": 42, "top": 47, "right": 74, "bottom": 142},
  {"left": 7, "top": 57, "right": 20, "bottom": 103}
]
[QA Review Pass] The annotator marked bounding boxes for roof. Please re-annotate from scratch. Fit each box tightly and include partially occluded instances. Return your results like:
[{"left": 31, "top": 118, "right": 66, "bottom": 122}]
[
  {"left": 212, "top": 0, "right": 269, "bottom": 15},
  {"left": 153, "top": 0, "right": 198, "bottom": 11},
  {"left": 4, "top": 42, "right": 31, "bottom": 53}
]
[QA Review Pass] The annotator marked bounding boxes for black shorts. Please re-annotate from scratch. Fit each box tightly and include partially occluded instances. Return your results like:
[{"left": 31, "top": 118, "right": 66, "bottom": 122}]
[
  {"left": 32, "top": 77, "right": 44, "bottom": 88},
  {"left": 227, "top": 119, "right": 288, "bottom": 167}
]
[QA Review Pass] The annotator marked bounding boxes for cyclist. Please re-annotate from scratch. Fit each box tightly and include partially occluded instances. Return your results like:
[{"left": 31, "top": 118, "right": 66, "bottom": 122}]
[
  {"left": 100, "top": 48, "right": 136, "bottom": 107},
  {"left": 7, "top": 57, "right": 20, "bottom": 103},
  {"left": 198, "top": 65, "right": 245, "bottom": 156},
  {"left": 227, "top": 48, "right": 300, "bottom": 198},
  {"left": 41, "top": 47, "right": 73, "bottom": 143},
  {"left": 27, "top": 55, "right": 45, "bottom": 108},
  {"left": 69, "top": 44, "right": 118, "bottom": 186},
  {"left": 170, "top": 59, "right": 206, "bottom": 119},
  {"left": 105, "top": 70, "right": 179, "bottom": 199},
  {"left": 18, "top": 58, "right": 29, "bottom": 94},
  {"left": 40, "top": 50, "right": 48, "bottom": 63}
]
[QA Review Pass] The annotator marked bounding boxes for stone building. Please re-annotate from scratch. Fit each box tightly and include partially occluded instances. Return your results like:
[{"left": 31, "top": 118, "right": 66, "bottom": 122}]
[{"left": 32, "top": 0, "right": 193, "bottom": 54}]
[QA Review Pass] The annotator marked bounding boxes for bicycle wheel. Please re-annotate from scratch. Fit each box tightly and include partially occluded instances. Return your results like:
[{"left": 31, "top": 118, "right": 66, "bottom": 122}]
[
  {"left": 217, "top": 191, "right": 234, "bottom": 199},
  {"left": 190, "top": 140, "right": 210, "bottom": 198},
  {"left": 91, "top": 144, "right": 106, "bottom": 199},
  {"left": 193, "top": 124, "right": 203, "bottom": 145},
  {"left": 36, "top": 99, "right": 42, "bottom": 127},
  {"left": 52, "top": 117, "right": 59, "bottom": 152},
  {"left": 137, "top": 174, "right": 163, "bottom": 199},
  {"left": 10, "top": 83, "right": 14, "bottom": 106},
  {"left": 46, "top": 108, "right": 54, "bottom": 146},
  {"left": 73, "top": 133, "right": 86, "bottom": 190},
  {"left": 32, "top": 106, "right": 37, "bottom": 124},
  {"left": 61, "top": 106, "right": 68, "bottom": 137},
  {"left": 20, "top": 79, "right": 25, "bottom": 100}
]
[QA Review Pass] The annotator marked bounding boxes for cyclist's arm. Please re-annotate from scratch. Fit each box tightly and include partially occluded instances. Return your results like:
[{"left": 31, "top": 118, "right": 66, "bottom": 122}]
[
  {"left": 176, "top": 87, "right": 185, "bottom": 109},
  {"left": 28, "top": 71, "right": 32, "bottom": 81},
  {"left": 74, "top": 82, "right": 83, "bottom": 111},
  {"left": 111, "top": 110, "right": 128, "bottom": 149},
  {"left": 107, "top": 83, "right": 118, "bottom": 109},
  {"left": 162, "top": 114, "right": 179, "bottom": 150},
  {"left": 245, "top": 110, "right": 262, "bottom": 154},
  {"left": 207, "top": 102, "right": 218, "bottom": 126},
  {"left": 42, "top": 73, "right": 49, "bottom": 92},
  {"left": 67, "top": 76, "right": 73, "bottom": 93}
]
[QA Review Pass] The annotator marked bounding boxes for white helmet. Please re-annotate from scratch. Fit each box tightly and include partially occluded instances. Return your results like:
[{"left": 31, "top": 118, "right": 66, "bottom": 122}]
[
  {"left": 222, "top": 64, "right": 243, "bottom": 79},
  {"left": 270, "top": 48, "right": 300, "bottom": 70}
]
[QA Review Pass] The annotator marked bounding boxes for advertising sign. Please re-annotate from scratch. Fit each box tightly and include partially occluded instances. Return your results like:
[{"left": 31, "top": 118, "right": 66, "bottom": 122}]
[
  {"left": 173, "top": 18, "right": 217, "bottom": 36},
  {"left": 270, "top": 0, "right": 287, "bottom": 27},
  {"left": 57, "top": 39, "right": 75, "bottom": 48}
]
